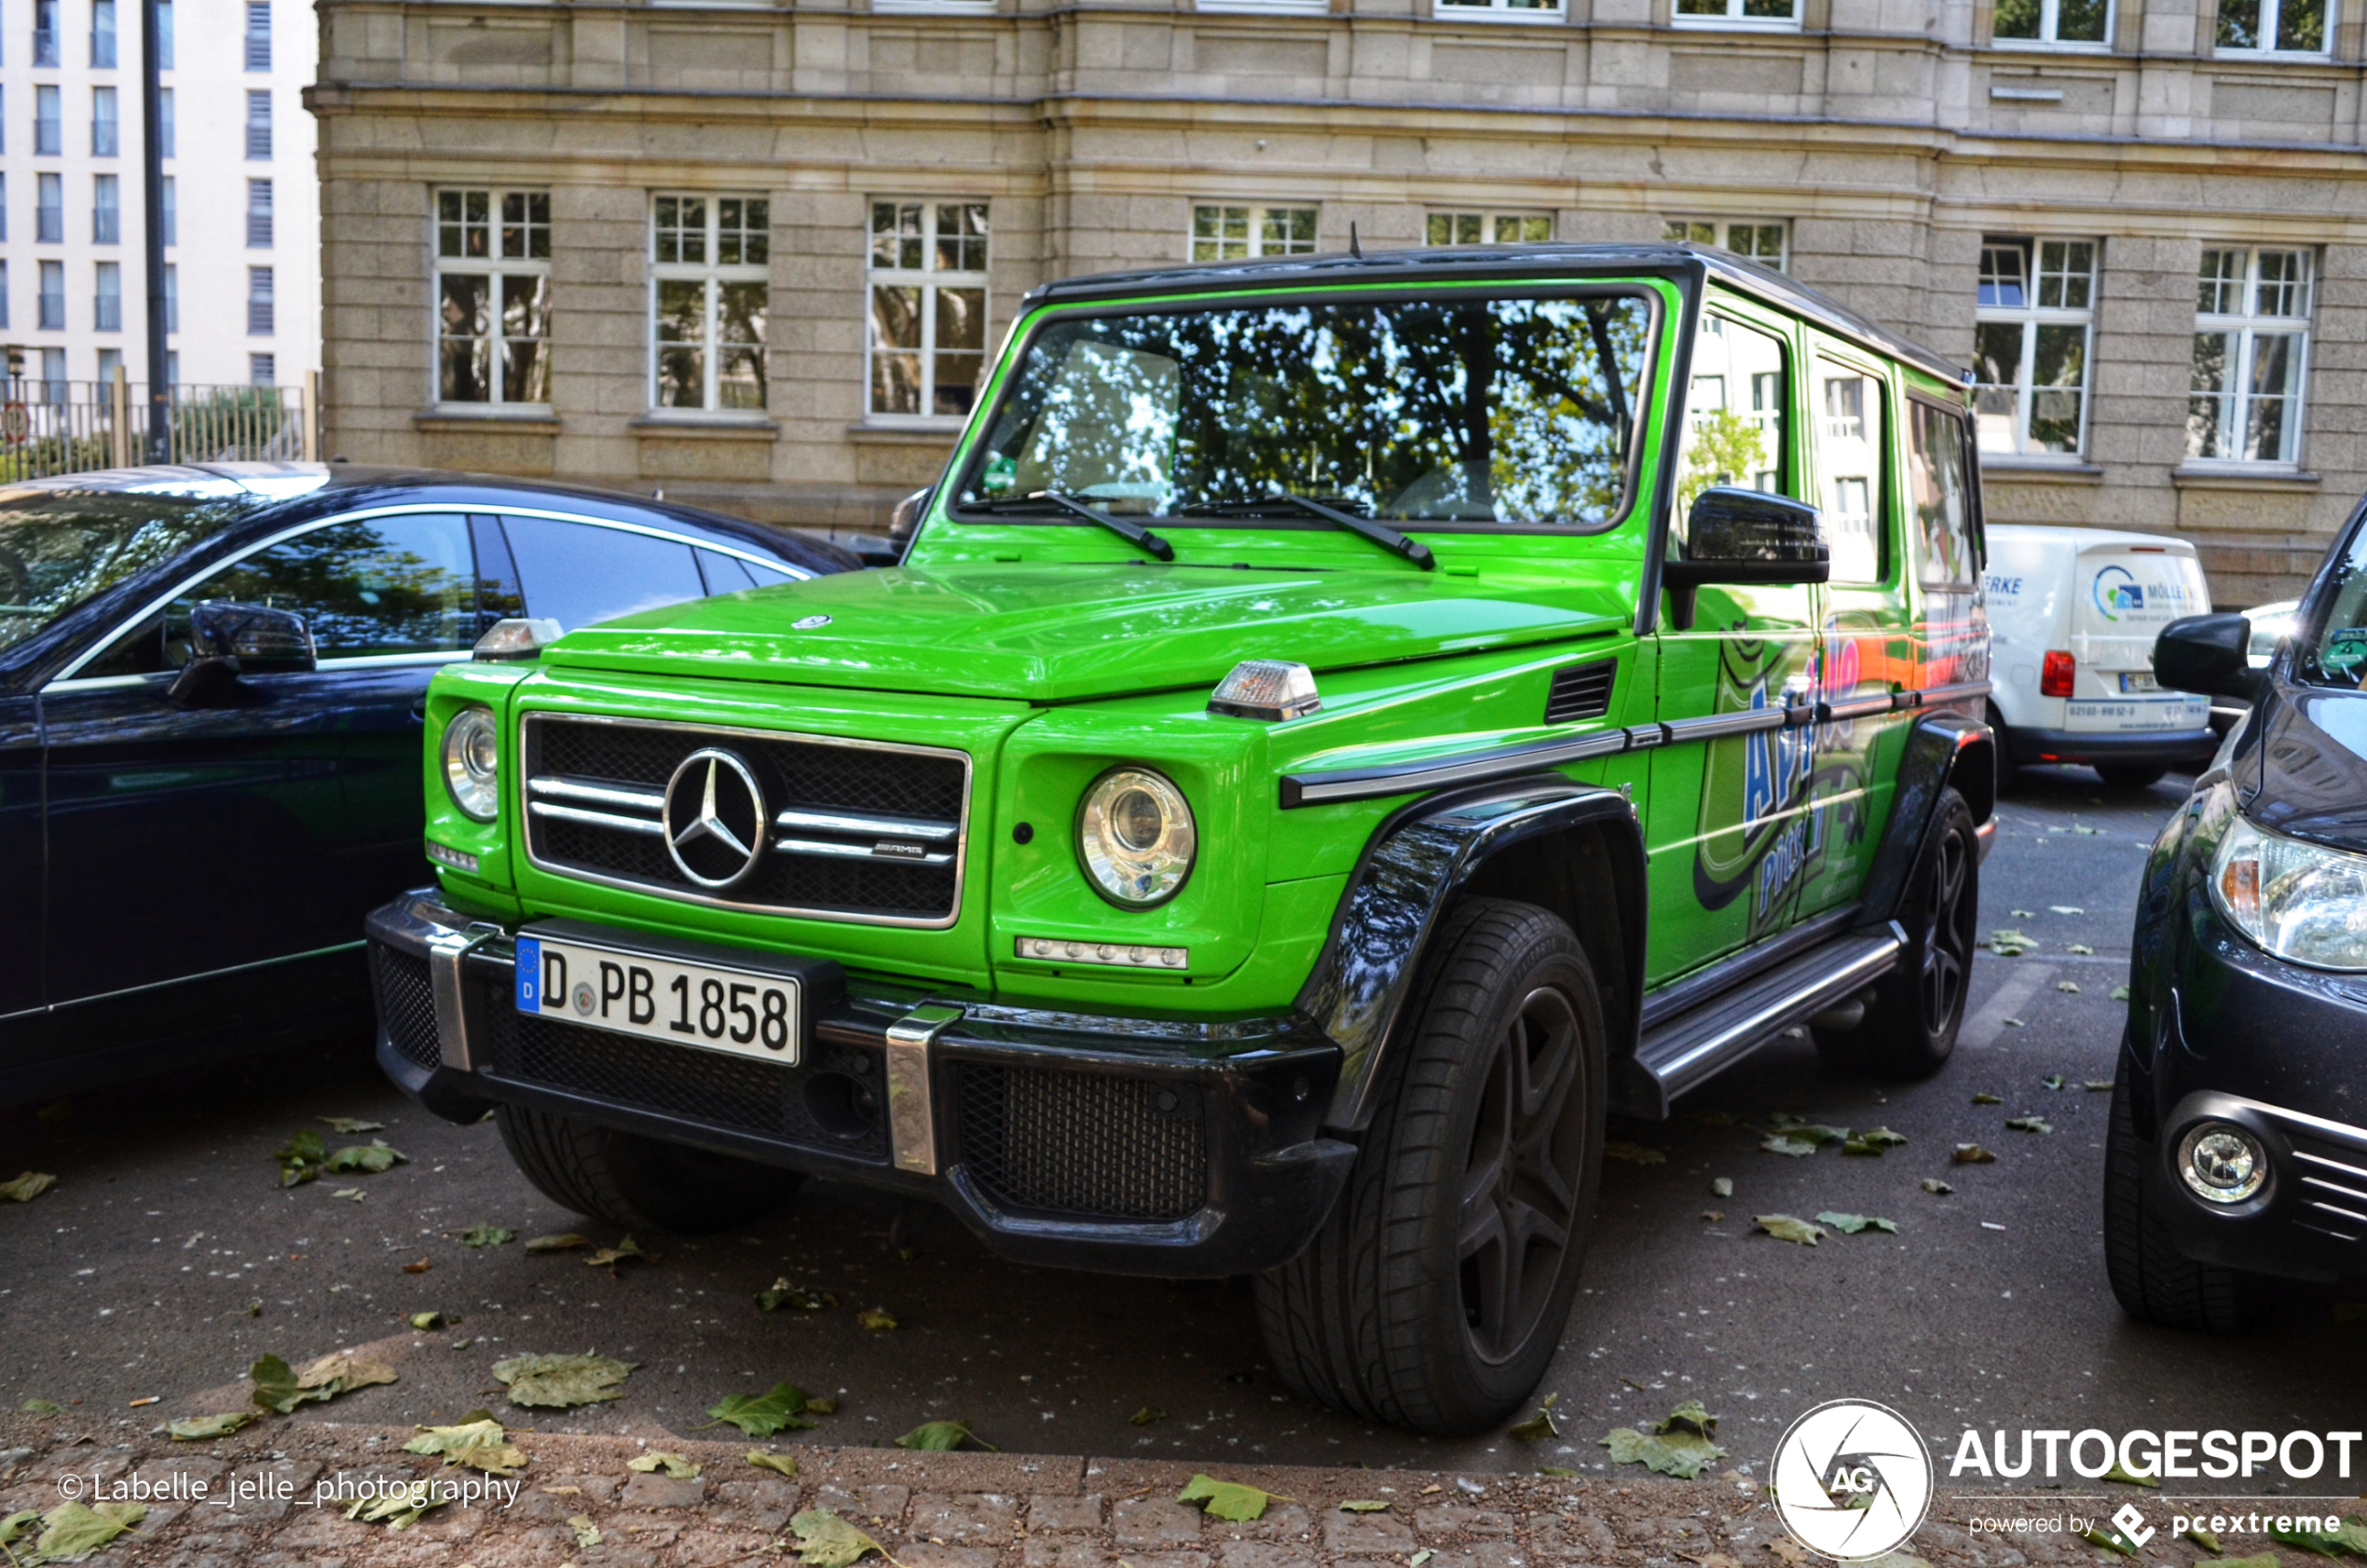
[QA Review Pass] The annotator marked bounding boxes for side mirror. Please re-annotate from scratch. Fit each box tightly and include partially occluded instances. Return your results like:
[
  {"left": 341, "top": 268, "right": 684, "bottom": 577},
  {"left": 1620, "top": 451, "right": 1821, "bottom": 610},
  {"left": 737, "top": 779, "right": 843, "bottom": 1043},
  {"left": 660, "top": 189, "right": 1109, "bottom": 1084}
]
[
  {"left": 2155, "top": 613, "right": 2266, "bottom": 703},
  {"left": 168, "top": 601, "right": 316, "bottom": 708},
  {"left": 883, "top": 487, "right": 931, "bottom": 564},
  {"left": 1662, "top": 486, "right": 1829, "bottom": 630}
]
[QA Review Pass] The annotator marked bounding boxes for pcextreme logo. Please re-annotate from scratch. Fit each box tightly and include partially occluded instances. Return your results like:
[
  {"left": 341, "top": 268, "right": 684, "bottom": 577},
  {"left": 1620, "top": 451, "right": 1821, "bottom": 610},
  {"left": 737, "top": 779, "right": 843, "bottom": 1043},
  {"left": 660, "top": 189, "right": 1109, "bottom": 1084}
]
[{"left": 1771, "top": 1399, "right": 1935, "bottom": 1561}]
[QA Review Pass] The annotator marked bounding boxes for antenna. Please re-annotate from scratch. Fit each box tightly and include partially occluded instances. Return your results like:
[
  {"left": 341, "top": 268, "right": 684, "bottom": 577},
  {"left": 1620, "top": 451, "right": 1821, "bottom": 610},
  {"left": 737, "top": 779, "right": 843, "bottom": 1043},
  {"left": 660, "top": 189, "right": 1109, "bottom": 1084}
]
[{"left": 1349, "top": 222, "right": 1363, "bottom": 260}]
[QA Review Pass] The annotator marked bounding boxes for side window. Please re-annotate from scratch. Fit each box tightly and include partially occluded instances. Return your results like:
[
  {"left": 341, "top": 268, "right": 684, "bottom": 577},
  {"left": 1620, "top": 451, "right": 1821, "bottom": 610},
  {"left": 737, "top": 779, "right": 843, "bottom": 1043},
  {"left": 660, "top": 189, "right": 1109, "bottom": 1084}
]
[
  {"left": 1814, "top": 361, "right": 1886, "bottom": 585},
  {"left": 79, "top": 512, "right": 477, "bottom": 675},
  {"left": 1673, "top": 311, "right": 1788, "bottom": 550},
  {"left": 502, "top": 515, "right": 706, "bottom": 633},
  {"left": 694, "top": 547, "right": 798, "bottom": 592},
  {"left": 1907, "top": 401, "right": 1978, "bottom": 590}
]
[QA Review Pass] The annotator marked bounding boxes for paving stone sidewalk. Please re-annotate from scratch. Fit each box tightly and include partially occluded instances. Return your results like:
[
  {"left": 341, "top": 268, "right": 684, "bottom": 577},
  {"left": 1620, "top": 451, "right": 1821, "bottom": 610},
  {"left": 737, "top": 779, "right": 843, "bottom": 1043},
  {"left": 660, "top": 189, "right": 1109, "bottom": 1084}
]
[{"left": 0, "top": 1413, "right": 2286, "bottom": 1567}]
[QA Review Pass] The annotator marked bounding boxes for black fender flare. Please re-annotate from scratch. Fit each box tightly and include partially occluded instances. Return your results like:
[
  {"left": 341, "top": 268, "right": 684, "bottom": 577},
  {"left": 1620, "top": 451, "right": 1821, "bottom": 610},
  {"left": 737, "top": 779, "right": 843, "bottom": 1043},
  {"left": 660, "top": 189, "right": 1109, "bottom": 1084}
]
[
  {"left": 1855, "top": 709, "right": 1997, "bottom": 928},
  {"left": 1293, "top": 776, "right": 1648, "bottom": 1132}
]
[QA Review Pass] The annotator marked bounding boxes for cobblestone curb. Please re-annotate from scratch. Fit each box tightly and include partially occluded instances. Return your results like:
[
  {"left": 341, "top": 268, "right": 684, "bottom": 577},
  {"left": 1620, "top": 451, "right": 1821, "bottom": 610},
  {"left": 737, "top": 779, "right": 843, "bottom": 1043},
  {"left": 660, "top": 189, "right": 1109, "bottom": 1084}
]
[{"left": 0, "top": 1414, "right": 2287, "bottom": 1567}]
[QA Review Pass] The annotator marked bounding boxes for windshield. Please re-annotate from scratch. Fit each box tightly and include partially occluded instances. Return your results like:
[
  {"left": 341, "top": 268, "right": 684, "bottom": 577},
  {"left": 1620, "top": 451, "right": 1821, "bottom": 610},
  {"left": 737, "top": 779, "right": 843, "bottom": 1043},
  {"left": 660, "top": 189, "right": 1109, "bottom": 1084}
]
[
  {"left": 954, "top": 292, "right": 1656, "bottom": 528},
  {"left": 0, "top": 488, "right": 261, "bottom": 657},
  {"left": 2303, "top": 525, "right": 2367, "bottom": 689}
]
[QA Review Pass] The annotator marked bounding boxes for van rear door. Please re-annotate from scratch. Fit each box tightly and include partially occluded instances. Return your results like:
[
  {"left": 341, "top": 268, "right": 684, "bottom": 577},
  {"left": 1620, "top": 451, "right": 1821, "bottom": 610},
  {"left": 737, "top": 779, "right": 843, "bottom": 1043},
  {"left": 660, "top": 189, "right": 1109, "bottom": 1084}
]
[{"left": 2064, "top": 544, "right": 2211, "bottom": 734}]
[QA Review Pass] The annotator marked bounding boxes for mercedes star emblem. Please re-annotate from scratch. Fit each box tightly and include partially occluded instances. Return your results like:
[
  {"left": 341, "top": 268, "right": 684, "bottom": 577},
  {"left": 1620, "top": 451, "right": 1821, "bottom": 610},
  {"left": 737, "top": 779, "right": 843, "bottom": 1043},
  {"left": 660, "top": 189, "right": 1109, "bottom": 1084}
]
[
  {"left": 662, "top": 747, "right": 768, "bottom": 889},
  {"left": 792, "top": 614, "right": 832, "bottom": 630}
]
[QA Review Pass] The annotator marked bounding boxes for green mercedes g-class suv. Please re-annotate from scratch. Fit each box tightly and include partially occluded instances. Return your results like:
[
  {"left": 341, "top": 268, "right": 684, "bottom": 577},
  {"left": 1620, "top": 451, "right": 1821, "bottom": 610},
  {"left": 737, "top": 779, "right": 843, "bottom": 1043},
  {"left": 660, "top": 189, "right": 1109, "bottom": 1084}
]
[{"left": 369, "top": 242, "right": 1994, "bottom": 1436}]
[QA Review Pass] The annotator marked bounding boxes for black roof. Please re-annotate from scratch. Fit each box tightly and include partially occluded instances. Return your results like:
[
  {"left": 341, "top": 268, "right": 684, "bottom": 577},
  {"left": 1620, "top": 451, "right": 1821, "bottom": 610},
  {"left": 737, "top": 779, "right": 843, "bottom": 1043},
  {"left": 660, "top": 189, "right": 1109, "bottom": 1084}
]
[{"left": 1018, "top": 241, "right": 1969, "bottom": 389}]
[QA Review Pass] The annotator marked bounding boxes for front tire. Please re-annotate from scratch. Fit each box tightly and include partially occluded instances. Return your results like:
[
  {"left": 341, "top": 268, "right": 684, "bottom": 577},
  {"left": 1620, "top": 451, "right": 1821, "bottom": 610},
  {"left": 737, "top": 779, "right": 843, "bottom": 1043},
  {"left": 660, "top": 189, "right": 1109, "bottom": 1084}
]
[
  {"left": 497, "top": 1104, "right": 804, "bottom": 1235},
  {"left": 2101, "top": 1070, "right": 2271, "bottom": 1333},
  {"left": 1256, "top": 898, "right": 1606, "bottom": 1436},
  {"left": 1816, "top": 788, "right": 1977, "bottom": 1078}
]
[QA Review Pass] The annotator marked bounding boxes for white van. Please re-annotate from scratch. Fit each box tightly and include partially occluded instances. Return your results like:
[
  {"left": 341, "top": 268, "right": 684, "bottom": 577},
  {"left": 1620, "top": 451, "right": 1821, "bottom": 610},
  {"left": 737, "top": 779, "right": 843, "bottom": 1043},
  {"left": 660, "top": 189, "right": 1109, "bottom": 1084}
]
[{"left": 1984, "top": 525, "right": 2218, "bottom": 788}]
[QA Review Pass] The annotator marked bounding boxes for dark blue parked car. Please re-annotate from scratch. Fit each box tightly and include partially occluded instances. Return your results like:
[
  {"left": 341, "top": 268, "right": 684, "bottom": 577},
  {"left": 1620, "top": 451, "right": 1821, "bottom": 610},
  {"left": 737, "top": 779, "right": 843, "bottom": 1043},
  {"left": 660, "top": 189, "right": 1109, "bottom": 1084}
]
[
  {"left": 2111, "top": 499, "right": 2367, "bottom": 1329},
  {"left": 0, "top": 464, "right": 857, "bottom": 1101}
]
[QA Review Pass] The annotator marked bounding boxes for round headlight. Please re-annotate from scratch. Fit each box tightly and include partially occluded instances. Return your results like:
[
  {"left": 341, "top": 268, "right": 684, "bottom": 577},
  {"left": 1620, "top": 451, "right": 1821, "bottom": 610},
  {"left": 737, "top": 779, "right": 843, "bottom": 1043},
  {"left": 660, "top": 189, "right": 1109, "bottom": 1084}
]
[
  {"left": 1078, "top": 768, "right": 1196, "bottom": 907},
  {"left": 2178, "top": 1122, "right": 2268, "bottom": 1205},
  {"left": 442, "top": 705, "right": 499, "bottom": 823}
]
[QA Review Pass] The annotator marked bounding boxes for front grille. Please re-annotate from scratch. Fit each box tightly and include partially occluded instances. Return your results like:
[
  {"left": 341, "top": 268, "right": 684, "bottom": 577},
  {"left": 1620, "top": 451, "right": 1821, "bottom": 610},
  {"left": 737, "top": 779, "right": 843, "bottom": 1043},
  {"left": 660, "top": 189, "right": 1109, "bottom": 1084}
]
[
  {"left": 483, "top": 996, "right": 890, "bottom": 1160},
  {"left": 955, "top": 1064, "right": 1208, "bottom": 1221},
  {"left": 374, "top": 946, "right": 442, "bottom": 1070},
  {"left": 521, "top": 716, "right": 968, "bottom": 925},
  {"left": 1545, "top": 658, "right": 1617, "bottom": 724},
  {"left": 2291, "top": 1136, "right": 2367, "bottom": 1244}
]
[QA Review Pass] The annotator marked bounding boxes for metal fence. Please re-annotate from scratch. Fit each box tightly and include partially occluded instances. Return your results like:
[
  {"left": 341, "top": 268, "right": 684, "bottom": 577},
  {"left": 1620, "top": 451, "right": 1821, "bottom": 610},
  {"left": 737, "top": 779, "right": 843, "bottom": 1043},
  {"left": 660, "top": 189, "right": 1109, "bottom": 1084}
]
[{"left": 0, "top": 374, "right": 318, "bottom": 482}]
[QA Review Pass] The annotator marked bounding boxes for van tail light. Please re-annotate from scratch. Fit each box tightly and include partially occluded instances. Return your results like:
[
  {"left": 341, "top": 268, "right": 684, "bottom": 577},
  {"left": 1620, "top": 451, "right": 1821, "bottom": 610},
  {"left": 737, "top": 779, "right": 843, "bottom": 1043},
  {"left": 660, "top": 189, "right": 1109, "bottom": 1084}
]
[{"left": 2041, "top": 650, "right": 2076, "bottom": 698}]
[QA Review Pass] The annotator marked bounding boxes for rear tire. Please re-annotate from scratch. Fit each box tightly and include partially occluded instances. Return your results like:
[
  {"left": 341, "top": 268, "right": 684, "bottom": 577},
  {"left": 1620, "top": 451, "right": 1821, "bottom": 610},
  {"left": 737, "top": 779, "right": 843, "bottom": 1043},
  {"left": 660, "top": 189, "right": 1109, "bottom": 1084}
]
[
  {"left": 2096, "top": 763, "right": 2169, "bottom": 791},
  {"left": 2102, "top": 1070, "right": 2271, "bottom": 1333},
  {"left": 1256, "top": 898, "right": 1606, "bottom": 1436},
  {"left": 1815, "top": 789, "right": 1977, "bottom": 1078},
  {"left": 497, "top": 1103, "right": 804, "bottom": 1235}
]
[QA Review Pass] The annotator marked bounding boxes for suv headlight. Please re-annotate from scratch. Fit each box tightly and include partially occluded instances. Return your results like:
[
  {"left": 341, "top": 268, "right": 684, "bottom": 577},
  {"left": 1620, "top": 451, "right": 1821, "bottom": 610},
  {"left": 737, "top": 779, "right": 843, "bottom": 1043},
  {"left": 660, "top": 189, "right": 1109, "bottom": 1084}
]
[
  {"left": 1078, "top": 767, "right": 1196, "bottom": 907},
  {"left": 442, "top": 705, "right": 500, "bottom": 823},
  {"left": 2209, "top": 812, "right": 2367, "bottom": 970}
]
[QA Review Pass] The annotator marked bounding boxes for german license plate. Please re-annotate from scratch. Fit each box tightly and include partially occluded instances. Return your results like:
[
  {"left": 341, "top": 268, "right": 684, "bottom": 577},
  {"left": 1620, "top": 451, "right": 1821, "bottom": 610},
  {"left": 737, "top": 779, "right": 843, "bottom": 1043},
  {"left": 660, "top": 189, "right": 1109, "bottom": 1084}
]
[
  {"left": 513, "top": 933, "right": 800, "bottom": 1065},
  {"left": 2118, "top": 671, "right": 2160, "bottom": 693}
]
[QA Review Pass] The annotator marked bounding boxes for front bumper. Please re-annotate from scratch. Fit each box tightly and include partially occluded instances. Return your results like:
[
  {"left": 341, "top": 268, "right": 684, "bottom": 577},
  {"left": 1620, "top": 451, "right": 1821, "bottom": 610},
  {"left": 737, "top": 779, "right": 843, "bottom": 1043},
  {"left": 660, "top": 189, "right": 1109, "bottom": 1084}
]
[
  {"left": 2004, "top": 723, "right": 2220, "bottom": 769},
  {"left": 366, "top": 891, "right": 1354, "bottom": 1277},
  {"left": 2128, "top": 893, "right": 2367, "bottom": 1282}
]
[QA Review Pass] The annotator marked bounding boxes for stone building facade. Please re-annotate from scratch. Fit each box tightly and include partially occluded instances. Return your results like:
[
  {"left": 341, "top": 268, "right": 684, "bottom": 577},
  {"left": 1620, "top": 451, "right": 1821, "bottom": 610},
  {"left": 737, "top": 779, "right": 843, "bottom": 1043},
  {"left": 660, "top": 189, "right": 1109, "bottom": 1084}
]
[{"left": 310, "top": 0, "right": 2367, "bottom": 601}]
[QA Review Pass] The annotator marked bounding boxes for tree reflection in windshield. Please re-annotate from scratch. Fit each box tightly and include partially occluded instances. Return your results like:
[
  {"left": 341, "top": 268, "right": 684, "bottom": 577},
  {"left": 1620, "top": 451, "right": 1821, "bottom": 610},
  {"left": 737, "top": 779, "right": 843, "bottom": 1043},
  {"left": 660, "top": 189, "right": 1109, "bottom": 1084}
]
[
  {"left": 960, "top": 293, "right": 1653, "bottom": 527},
  {"left": 0, "top": 492, "right": 259, "bottom": 657}
]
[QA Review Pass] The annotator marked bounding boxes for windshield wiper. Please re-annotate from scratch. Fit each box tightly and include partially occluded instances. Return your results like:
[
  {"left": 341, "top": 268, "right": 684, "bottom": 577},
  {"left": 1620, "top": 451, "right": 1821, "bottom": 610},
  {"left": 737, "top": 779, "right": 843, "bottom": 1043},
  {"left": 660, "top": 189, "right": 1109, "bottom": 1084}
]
[
  {"left": 1192, "top": 494, "right": 1434, "bottom": 570},
  {"left": 960, "top": 490, "right": 1175, "bottom": 563}
]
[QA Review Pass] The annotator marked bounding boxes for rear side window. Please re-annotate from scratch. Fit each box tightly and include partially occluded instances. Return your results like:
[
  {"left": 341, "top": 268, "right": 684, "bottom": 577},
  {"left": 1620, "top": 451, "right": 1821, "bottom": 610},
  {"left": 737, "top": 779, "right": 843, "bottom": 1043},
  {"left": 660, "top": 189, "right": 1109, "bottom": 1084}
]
[
  {"left": 1674, "top": 311, "right": 1789, "bottom": 547},
  {"left": 1815, "top": 361, "right": 1886, "bottom": 585},
  {"left": 695, "top": 547, "right": 797, "bottom": 593},
  {"left": 1907, "top": 401, "right": 1977, "bottom": 590},
  {"left": 2303, "top": 524, "right": 2367, "bottom": 689},
  {"left": 80, "top": 511, "right": 478, "bottom": 674},
  {"left": 502, "top": 515, "right": 706, "bottom": 632}
]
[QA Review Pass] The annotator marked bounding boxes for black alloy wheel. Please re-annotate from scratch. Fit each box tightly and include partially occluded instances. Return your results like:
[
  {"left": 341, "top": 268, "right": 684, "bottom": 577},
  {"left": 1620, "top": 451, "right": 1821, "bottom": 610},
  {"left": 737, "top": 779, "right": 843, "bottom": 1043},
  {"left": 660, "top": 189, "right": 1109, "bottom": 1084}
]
[
  {"left": 1457, "top": 983, "right": 1589, "bottom": 1364},
  {"left": 1257, "top": 897, "right": 1606, "bottom": 1435},
  {"left": 1815, "top": 787, "right": 1979, "bottom": 1077}
]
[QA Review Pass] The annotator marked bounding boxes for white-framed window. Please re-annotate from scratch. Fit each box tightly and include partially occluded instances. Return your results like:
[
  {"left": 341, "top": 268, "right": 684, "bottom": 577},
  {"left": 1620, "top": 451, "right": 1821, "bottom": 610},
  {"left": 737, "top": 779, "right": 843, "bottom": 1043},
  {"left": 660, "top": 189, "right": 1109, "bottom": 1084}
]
[
  {"left": 1425, "top": 211, "right": 1553, "bottom": 246},
  {"left": 1672, "top": 0, "right": 1800, "bottom": 28},
  {"left": 1992, "top": 0, "right": 2111, "bottom": 44},
  {"left": 867, "top": 198, "right": 987, "bottom": 421},
  {"left": 650, "top": 192, "right": 769, "bottom": 413},
  {"left": 2188, "top": 246, "right": 2312, "bottom": 466},
  {"left": 1190, "top": 204, "right": 1318, "bottom": 263},
  {"left": 1665, "top": 218, "right": 1788, "bottom": 271},
  {"left": 433, "top": 187, "right": 552, "bottom": 406},
  {"left": 1431, "top": 0, "right": 1567, "bottom": 20},
  {"left": 1973, "top": 237, "right": 2096, "bottom": 458},
  {"left": 2217, "top": 0, "right": 2326, "bottom": 51}
]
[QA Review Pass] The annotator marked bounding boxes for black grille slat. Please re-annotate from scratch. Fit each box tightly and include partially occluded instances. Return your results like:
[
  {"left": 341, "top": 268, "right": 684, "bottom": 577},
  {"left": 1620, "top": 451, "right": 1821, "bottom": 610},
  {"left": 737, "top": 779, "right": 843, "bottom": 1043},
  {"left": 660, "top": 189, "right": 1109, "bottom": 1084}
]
[
  {"left": 483, "top": 997, "right": 889, "bottom": 1159},
  {"left": 523, "top": 717, "right": 966, "bottom": 920},
  {"left": 956, "top": 1064, "right": 1208, "bottom": 1221},
  {"left": 374, "top": 946, "right": 442, "bottom": 1070},
  {"left": 1544, "top": 658, "right": 1618, "bottom": 725}
]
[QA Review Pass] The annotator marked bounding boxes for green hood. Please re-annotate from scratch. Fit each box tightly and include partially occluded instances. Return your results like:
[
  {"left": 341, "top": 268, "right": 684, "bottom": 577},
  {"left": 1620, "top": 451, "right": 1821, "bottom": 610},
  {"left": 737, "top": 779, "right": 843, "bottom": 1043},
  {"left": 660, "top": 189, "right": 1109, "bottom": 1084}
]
[{"left": 542, "top": 562, "right": 1631, "bottom": 702}]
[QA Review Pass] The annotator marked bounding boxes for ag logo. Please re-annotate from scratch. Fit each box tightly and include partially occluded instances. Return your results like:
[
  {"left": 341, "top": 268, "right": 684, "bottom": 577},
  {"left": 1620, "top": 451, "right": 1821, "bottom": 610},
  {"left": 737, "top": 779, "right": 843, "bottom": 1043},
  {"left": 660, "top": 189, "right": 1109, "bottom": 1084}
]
[{"left": 1770, "top": 1399, "right": 1933, "bottom": 1561}]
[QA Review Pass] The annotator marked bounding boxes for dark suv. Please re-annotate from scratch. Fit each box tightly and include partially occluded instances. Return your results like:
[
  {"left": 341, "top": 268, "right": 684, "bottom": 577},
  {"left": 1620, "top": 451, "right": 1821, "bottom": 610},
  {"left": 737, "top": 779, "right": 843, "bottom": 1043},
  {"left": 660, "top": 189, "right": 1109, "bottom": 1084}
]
[{"left": 2110, "top": 500, "right": 2367, "bottom": 1329}]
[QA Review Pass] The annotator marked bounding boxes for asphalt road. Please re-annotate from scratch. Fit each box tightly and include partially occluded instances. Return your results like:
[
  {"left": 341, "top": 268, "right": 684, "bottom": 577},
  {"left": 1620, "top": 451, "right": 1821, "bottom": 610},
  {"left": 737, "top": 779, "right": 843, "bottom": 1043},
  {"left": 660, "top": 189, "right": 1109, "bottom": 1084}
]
[{"left": 6, "top": 765, "right": 2362, "bottom": 1480}]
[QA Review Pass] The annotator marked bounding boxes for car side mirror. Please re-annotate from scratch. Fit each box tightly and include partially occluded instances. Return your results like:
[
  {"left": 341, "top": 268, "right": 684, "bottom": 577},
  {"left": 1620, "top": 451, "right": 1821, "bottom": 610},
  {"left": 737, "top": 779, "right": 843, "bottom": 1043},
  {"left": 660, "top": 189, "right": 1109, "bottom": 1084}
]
[
  {"left": 883, "top": 486, "right": 932, "bottom": 562},
  {"left": 168, "top": 601, "right": 316, "bottom": 708},
  {"left": 2155, "top": 612, "right": 2267, "bottom": 703},
  {"left": 1662, "top": 486, "right": 1830, "bottom": 630}
]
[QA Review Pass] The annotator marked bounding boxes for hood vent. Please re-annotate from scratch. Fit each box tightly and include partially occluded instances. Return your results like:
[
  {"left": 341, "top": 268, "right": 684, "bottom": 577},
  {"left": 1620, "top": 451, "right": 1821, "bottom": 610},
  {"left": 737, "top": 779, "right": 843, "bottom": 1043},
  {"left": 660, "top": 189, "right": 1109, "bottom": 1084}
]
[{"left": 1545, "top": 658, "right": 1618, "bottom": 725}]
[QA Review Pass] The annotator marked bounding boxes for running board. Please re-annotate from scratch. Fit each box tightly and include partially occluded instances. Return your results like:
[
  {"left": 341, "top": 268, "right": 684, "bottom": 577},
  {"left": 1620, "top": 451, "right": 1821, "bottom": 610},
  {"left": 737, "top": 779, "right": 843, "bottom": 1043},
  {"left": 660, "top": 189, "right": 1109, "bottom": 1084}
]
[{"left": 1612, "top": 923, "right": 1907, "bottom": 1120}]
